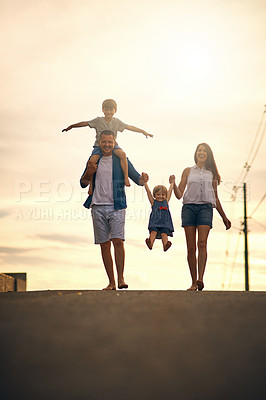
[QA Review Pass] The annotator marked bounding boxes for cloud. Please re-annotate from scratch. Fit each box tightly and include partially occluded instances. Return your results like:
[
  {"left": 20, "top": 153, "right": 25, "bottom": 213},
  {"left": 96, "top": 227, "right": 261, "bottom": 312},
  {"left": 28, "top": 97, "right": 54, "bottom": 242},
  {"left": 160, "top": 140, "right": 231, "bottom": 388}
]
[
  {"left": 0, "top": 210, "right": 11, "bottom": 218},
  {"left": 35, "top": 233, "right": 88, "bottom": 244},
  {"left": 0, "top": 246, "right": 34, "bottom": 255}
]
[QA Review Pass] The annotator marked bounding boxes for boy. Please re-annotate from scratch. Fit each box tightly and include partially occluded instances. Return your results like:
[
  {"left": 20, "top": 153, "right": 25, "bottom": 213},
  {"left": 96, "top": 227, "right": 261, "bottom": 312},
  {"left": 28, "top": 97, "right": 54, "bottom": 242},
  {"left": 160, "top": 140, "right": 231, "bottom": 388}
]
[{"left": 62, "top": 99, "right": 153, "bottom": 193}]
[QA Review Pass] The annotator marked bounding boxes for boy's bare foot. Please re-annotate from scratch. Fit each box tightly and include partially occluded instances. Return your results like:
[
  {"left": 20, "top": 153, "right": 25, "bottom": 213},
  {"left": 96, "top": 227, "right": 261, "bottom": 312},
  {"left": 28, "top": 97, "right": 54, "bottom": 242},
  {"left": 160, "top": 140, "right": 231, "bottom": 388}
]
[
  {"left": 103, "top": 284, "right": 116, "bottom": 290},
  {"left": 163, "top": 241, "right": 172, "bottom": 252},
  {"left": 145, "top": 238, "right": 152, "bottom": 250},
  {"left": 125, "top": 178, "right": 131, "bottom": 187},
  {"left": 187, "top": 284, "right": 198, "bottom": 291}
]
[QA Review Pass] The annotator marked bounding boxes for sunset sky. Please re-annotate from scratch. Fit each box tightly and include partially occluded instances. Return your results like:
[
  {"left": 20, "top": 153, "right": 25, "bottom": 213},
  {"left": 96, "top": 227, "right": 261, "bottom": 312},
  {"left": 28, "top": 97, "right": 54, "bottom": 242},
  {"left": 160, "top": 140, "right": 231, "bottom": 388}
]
[{"left": 1, "top": 0, "right": 265, "bottom": 291}]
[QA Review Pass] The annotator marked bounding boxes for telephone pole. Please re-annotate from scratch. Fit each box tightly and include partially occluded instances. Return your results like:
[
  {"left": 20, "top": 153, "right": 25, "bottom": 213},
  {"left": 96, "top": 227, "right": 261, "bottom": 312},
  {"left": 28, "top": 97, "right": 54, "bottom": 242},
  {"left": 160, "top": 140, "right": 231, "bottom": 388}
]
[{"left": 243, "top": 183, "right": 249, "bottom": 291}]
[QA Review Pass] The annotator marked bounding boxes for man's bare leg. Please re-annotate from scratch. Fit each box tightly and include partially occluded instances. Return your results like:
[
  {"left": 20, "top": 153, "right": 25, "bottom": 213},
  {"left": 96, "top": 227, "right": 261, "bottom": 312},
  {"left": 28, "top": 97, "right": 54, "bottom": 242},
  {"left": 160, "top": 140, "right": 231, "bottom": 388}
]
[
  {"left": 100, "top": 241, "right": 116, "bottom": 290},
  {"left": 112, "top": 238, "right": 128, "bottom": 289}
]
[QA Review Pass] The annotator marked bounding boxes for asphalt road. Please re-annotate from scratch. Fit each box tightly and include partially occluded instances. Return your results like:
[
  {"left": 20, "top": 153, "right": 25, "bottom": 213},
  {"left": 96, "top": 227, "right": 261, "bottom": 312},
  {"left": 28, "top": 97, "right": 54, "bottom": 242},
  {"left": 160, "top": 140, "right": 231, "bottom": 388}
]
[{"left": 0, "top": 290, "right": 265, "bottom": 400}]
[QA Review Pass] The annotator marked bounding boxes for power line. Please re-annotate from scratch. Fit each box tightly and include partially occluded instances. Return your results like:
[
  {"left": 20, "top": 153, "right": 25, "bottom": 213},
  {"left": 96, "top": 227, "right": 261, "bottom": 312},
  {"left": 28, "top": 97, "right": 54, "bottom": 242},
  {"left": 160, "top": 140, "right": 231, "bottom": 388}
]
[
  {"left": 249, "top": 192, "right": 266, "bottom": 218},
  {"left": 232, "top": 105, "right": 266, "bottom": 199},
  {"left": 249, "top": 217, "right": 266, "bottom": 230}
]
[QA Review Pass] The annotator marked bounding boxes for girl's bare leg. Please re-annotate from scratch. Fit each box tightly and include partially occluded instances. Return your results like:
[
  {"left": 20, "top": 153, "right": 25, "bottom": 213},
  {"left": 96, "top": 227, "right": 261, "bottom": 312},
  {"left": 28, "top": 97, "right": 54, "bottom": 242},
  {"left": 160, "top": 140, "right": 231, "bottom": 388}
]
[
  {"left": 184, "top": 226, "right": 198, "bottom": 291},
  {"left": 146, "top": 231, "right": 157, "bottom": 249},
  {"left": 197, "top": 225, "right": 210, "bottom": 289},
  {"left": 114, "top": 149, "right": 130, "bottom": 187},
  {"left": 88, "top": 154, "right": 100, "bottom": 195},
  {"left": 161, "top": 233, "right": 172, "bottom": 251}
]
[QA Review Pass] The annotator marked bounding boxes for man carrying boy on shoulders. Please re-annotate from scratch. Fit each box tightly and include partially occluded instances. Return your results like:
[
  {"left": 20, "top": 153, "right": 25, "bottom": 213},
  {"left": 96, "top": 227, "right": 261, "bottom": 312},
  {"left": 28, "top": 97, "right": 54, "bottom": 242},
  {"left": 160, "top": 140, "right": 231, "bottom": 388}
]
[{"left": 80, "top": 130, "right": 148, "bottom": 290}]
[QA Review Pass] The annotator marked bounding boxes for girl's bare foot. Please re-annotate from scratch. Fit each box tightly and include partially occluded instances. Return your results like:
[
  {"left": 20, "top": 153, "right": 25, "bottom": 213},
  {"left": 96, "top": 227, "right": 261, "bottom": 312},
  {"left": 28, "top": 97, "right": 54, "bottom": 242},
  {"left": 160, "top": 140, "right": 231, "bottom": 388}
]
[
  {"left": 187, "top": 284, "right": 198, "bottom": 291},
  {"left": 163, "top": 241, "right": 172, "bottom": 252},
  {"left": 103, "top": 284, "right": 116, "bottom": 290},
  {"left": 145, "top": 238, "right": 152, "bottom": 250}
]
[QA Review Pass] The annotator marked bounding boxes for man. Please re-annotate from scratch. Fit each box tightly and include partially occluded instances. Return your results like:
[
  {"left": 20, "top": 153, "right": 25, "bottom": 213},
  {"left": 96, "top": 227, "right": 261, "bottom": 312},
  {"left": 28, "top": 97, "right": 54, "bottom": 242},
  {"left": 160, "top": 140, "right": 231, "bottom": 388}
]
[{"left": 80, "top": 130, "right": 148, "bottom": 290}]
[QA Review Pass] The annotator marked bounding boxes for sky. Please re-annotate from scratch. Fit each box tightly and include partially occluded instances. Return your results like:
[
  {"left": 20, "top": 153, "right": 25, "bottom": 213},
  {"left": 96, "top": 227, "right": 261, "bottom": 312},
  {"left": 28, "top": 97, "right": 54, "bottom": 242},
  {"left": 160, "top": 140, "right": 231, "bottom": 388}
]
[{"left": 1, "top": 0, "right": 265, "bottom": 291}]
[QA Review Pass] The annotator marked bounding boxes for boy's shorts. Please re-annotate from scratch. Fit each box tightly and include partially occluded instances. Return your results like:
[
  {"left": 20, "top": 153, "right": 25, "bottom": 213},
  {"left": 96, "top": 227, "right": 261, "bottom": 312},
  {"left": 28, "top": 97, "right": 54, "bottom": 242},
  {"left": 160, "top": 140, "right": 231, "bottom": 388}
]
[
  {"left": 91, "top": 144, "right": 121, "bottom": 157},
  {"left": 181, "top": 203, "right": 213, "bottom": 228},
  {"left": 91, "top": 205, "right": 126, "bottom": 244}
]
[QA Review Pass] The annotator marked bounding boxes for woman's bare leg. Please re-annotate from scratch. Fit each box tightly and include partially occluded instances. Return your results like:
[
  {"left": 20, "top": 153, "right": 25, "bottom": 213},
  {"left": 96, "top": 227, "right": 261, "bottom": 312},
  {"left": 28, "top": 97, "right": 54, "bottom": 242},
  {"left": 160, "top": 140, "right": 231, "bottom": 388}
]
[
  {"left": 184, "top": 226, "right": 197, "bottom": 291},
  {"left": 197, "top": 225, "right": 210, "bottom": 288}
]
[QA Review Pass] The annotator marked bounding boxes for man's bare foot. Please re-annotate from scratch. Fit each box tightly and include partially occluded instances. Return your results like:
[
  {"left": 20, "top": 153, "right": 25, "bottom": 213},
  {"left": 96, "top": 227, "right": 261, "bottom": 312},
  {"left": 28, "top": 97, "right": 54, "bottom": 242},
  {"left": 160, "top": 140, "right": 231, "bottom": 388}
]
[
  {"left": 187, "top": 284, "right": 198, "bottom": 291},
  {"left": 125, "top": 178, "right": 131, "bottom": 187},
  {"left": 103, "top": 284, "right": 116, "bottom": 290}
]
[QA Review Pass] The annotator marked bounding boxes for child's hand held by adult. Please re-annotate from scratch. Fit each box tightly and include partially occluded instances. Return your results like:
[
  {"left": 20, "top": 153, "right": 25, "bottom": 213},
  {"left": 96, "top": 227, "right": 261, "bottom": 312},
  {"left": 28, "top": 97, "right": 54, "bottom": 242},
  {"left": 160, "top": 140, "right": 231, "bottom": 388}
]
[{"left": 169, "top": 175, "right": 175, "bottom": 184}]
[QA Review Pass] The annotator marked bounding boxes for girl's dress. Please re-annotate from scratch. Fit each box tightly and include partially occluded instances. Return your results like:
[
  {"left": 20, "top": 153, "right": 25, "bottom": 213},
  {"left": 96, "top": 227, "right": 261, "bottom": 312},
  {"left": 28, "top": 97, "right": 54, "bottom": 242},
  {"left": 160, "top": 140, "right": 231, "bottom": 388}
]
[{"left": 148, "top": 199, "right": 174, "bottom": 239}]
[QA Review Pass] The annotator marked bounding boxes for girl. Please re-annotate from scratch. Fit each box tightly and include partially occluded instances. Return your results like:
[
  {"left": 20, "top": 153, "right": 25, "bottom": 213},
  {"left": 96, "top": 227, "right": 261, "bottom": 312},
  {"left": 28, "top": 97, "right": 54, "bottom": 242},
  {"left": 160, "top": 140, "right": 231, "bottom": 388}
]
[
  {"left": 144, "top": 177, "right": 175, "bottom": 251},
  {"left": 172, "top": 143, "right": 231, "bottom": 291}
]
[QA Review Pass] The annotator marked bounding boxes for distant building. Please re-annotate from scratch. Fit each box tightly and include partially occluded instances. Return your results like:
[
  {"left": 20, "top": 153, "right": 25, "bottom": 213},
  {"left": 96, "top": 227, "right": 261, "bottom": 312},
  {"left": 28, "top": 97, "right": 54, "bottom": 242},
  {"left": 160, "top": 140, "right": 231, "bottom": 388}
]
[{"left": 0, "top": 273, "right": 27, "bottom": 292}]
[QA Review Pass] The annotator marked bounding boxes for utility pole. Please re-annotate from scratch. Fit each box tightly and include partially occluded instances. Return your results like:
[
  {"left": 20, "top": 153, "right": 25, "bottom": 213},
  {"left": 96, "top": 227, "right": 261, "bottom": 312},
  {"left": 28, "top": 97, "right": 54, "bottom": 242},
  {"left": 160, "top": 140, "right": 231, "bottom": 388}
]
[{"left": 243, "top": 183, "right": 249, "bottom": 291}]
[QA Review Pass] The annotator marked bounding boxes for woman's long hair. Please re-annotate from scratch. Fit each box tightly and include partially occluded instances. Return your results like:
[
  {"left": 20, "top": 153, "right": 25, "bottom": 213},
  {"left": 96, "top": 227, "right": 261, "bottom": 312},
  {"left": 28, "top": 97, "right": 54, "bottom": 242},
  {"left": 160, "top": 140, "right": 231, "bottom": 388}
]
[{"left": 194, "top": 143, "right": 221, "bottom": 184}]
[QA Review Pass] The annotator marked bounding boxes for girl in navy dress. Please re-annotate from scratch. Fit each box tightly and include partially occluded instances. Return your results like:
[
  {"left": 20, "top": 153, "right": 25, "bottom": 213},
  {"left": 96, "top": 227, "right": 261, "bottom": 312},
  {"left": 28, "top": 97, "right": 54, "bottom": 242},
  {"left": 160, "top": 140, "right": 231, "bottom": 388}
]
[{"left": 144, "top": 176, "right": 175, "bottom": 251}]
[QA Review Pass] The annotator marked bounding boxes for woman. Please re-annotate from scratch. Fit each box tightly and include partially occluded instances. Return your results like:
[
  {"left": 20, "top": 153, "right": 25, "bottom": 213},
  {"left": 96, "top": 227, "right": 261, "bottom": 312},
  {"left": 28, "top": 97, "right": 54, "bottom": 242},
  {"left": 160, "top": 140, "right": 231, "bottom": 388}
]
[{"left": 172, "top": 143, "right": 231, "bottom": 291}]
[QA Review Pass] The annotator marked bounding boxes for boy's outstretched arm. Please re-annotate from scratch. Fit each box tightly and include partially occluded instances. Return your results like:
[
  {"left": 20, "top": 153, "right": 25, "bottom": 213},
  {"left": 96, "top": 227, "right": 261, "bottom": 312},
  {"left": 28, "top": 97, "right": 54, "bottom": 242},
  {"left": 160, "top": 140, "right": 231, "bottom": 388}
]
[
  {"left": 62, "top": 121, "right": 89, "bottom": 132},
  {"left": 125, "top": 124, "right": 153, "bottom": 138}
]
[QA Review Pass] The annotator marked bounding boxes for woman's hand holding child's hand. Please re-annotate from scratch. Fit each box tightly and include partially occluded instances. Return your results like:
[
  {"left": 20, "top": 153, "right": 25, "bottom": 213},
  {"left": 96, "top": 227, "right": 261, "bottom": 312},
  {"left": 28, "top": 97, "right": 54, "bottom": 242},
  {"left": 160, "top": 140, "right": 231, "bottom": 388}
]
[{"left": 169, "top": 175, "right": 175, "bottom": 184}]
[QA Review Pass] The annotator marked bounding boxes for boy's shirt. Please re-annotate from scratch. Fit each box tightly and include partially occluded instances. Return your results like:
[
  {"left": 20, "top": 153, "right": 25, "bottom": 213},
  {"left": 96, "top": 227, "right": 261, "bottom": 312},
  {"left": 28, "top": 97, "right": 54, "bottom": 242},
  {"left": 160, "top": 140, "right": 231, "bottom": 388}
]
[{"left": 88, "top": 117, "right": 127, "bottom": 146}]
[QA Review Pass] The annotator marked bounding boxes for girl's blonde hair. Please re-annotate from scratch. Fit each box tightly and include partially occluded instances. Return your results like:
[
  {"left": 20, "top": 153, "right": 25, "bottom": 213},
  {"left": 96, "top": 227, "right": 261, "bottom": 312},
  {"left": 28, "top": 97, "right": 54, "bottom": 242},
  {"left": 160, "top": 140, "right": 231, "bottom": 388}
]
[{"left": 153, "top": 185, "right": 167, "bottom": 197}]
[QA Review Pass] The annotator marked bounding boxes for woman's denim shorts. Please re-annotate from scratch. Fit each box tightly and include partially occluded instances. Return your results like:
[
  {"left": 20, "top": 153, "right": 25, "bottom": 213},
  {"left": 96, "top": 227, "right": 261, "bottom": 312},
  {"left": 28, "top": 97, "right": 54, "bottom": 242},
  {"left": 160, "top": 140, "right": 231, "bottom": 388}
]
[{"left": 181, "top": 203, "right": 213, "bottom": 228}]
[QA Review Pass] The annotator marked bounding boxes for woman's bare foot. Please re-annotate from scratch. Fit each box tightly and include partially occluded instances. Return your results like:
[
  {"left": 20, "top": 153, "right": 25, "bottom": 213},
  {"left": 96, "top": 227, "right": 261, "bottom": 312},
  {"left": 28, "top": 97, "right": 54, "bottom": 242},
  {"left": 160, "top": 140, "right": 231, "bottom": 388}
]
[
  {"left": 197, "top": 280, "right": 204, "bottom": 291},
  {"left": 103, "top": 284, "right": 116, "bottom": 290},
  {"left": 187, "top": 284, "right": 198, "bottom": 291},
  {"left": 118, "top": 280, "right": 128, "bottom": 289}
]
